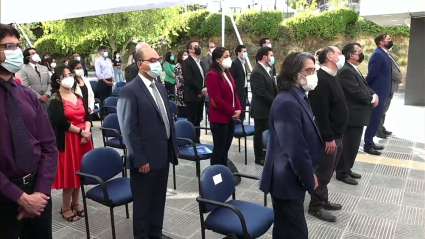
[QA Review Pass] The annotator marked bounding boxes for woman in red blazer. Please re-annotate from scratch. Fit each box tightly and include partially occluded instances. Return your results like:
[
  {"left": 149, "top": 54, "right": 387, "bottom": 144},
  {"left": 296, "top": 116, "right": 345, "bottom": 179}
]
[{"left": 206, "top": 47, "right": 242, "bottom": 166}]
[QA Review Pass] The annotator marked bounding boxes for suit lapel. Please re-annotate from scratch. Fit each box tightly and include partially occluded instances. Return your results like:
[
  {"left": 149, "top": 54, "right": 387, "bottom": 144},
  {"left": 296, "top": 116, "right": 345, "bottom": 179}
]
[
  {"left": 346, "top": 63, "right": 368, "bottom": 85},
  {"left": 135, "top": 76, "right": 161, "bottom": 116},
  {"left": 291, "top": 90, "right": 322, "bottom": 140},
  {"left": 27, "top": 65, "right": 40, "bottom": 80}
]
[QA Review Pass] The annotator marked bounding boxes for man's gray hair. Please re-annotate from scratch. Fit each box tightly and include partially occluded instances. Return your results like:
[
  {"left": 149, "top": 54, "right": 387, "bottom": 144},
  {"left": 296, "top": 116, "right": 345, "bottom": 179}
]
[{"left": 135, "top": 42, "right": 151, "bottom": 52}]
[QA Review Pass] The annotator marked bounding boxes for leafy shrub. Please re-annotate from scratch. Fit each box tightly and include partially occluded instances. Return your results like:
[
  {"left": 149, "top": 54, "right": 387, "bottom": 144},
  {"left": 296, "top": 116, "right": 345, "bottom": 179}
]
[{"left": 236, "top": 10, "right": 283, "bottom": 39}]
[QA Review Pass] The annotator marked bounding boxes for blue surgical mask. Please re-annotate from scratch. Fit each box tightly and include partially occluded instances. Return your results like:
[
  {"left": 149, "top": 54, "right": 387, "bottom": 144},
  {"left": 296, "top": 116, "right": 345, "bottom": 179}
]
[
  {"left": 145, "top": 62, "right": 162, "bottom": 78},
  {"left": 1, "top": 49, "right": 24, "bottom": 73},
  {"left": 336, "top": 55, "right": 345, "bottom": 69},
  {"left": 242, "top": 52, "right": 248, "bottom": 59},
  {"left": 268, "top": 56, "right": 275, "bottom": 66}
]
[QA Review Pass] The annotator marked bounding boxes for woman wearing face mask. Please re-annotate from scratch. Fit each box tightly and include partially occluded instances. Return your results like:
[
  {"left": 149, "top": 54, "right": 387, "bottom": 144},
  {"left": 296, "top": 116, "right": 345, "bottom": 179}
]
[
  {"left": 174, "top": 50, "right": 188, "bottom": 106},
  {"left": 162, "top": 51, "right": 176, "bottom": 100},
  {"left": 112, "top": 51, "right": 123, "bottom": 82},
  {"left": 205, "top": 47, "right": 242, "bottom": 166},
  {"left": 48, "top": 65, "right": 93, "bottom": 222},
  {"left": 68, "top": 60, "right": 95, "bottom": 114}
]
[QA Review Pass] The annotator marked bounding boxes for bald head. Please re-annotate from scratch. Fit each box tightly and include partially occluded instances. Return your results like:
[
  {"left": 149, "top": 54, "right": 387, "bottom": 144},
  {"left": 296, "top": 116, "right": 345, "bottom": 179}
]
[
  {"left": 318, "top": 46, "right": 341, "bottom": 65},
  {"left": 135, "top": 42, "right": 151, "bottom": 52},
  {"left": 135, "top": 47, "right": 159, "bottom": 63}
]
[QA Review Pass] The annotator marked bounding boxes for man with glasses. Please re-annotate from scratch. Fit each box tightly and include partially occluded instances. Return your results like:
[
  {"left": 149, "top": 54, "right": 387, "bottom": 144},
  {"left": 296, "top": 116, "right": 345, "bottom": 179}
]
[
  {"left": 202, "top": 42, "right": 215, "bottom": 68},
  {"left": 0, "top": 24, "right": 58, "bottom": 239}
]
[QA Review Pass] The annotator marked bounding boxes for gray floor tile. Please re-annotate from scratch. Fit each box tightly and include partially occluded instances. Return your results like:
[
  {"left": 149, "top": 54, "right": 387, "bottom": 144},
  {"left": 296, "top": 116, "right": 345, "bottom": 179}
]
[
  {"left": 405, "top": 179, "right": 425, "bottom": 194},
  {"left": 402, "top": 191, "right": 425, "bottom": 208},
  {"left": 373, "top": 164, "right": 409, "bottom": 178},
  {"left": 328, "top": 192, "right": 360, "bottom": 213},
  {"left": 362, "top": 185, "right": 404, "bottom": 205},
  {"left": 306, "top": 210, "right": 352, "bottom": 231},
  {"left": 398, "top": 205, "right": 425, "bottom": 227},
  {"left": 408, "top": 169, "right": 425, "bottom": 181},
  {"left": 394, "top": 223, "right": 425, "bottom": 239},
  {"left": 354, "top": 199, "right": 401, "bottom": 221},
  {"left": 346, "top": 213, "right": 397, "bottom": 239},
  {"left": 328, "top": 181, "right": 366, "bottom": 197},
  {"left": 352, "top": 161, "right": 377, "bottom": 173},
  {"left": 341, "top": 232, "right": 374, "bottom": 239},
  {"left": 308, "top": 223, "right": 343, "bottom": 239},
  {"left": 368, "top": 174, "right": 407, "bottom": 190}
]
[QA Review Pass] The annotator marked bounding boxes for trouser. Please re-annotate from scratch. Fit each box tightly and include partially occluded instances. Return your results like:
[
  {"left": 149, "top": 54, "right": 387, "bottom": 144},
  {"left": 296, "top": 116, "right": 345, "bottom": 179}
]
[
  {"left": 253, "top": 119, "right": 269, "bottom": 163},
  {"left": 164, "top": 82, "right": 176, "bottom": 101},
  {"left": 186, "top": 101, "right": 205, "bottom": 143},
  {"left": 130, "top": 162, "right": 169, "bottom": 239},
  {"left": 364, "top": 96, "right": 387, "bottom": 150},
  {"left": 309, "top": 139, "right": 343, "bottom": 210},
  {"left": 272, "top": 195, "right": 308, "bottom": 239},
  {"left": 377, "top": 93, "right": 393, "bottom": 134},
  {"left": 336, "top": 126, "right": 364, "bottom": 177},
  {"left": 97, "top": 80, "right": 113, "bottom": 119},
  {"left": 0, "top": 177, "right": 53, "bottom": 239},
  {"left": 114, "top": 69, "right": 123, "bottom": 82},
  {"left": 210, "top": 120, "right": 235, "bottom": 166},
  {"left": 239, "top": 88, "right": 247, "bottom": 122}
]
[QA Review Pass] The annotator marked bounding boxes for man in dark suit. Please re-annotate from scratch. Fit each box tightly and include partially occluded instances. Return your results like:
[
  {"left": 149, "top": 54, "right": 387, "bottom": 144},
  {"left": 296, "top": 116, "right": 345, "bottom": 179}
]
[
  {"left": 364, "top": 34, "right": 393, "bottom": 155},
  {"left": 250, "top": 47, "right": 277, "bottom": 165},
  {"left": 229, "top": 45, "right": 249, "bottom": 122},
  {"left": 376, "top": 50, "right": 403, "bottom": 138},
  {"left": 336, "top": 43, "right": 378, "bottom": 185},
  {"left": 117, "top": 47, "right": 178, "bottom": 239},
  {"left": 125, "top": 42, "right": 162, "bottom": 83},
  {"left": 260, "top": 52, "right": 322, "bottom": 239},
  {"left": 259, "top": 37, "right": 276, "bottom": 76},
  {"left": 183, "top": 40, "right": 208, "bottom": 143},
  {"left": 201, "top": 41, "right": 215, "bottom": 69}
]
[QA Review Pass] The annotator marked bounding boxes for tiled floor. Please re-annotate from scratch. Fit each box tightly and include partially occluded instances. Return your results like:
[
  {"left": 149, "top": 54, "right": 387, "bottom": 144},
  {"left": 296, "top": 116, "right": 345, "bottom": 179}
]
[{"left": 51, "top": 89, "right": 425, "bottom": 239}]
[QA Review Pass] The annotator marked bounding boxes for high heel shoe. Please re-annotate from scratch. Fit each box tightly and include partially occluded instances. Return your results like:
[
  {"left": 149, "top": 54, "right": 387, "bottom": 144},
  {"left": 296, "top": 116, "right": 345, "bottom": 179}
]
[
  {"left": 60, "top": 208, "right": 80, "bottom": 222},
  {"left": 71, "top": 203, "right": 86, "bottom": 217}
]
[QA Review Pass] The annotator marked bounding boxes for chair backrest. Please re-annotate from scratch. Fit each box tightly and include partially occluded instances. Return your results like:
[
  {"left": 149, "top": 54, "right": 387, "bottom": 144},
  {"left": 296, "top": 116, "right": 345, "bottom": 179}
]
[
  {"left": 174, "top": 120, "right": 196, "bottom": 147},
  {"left": 168, "top": 100, "right": 178, "bottom": 118},
  {"left": 102, "top": 113, "right": 121, "bottom": 137},
  {"left": 89, "top": 80, "right": 98, "bottom": 90},
  {"left": 104, "top": 96, "right": 118, "bottom": 107},
  {"left": 116, "top": 81, "right": 126, "bottom": 88},
  {"left": 112, "top": 87, "right": 122, "bottom": 95},
  {"left": 80, "top": 147, "right": 123, "bottom": 185},
  {"left": 200, "top": 165, "right": 235, "bottom": 213},
  {"left": 262, "top": 130, "right": 269, "bottom": 150}
]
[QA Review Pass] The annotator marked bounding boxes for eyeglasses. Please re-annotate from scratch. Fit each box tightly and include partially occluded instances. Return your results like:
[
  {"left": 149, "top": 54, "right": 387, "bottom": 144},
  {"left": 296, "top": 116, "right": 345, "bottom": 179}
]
[
  {"left": 0, "top": 43, "right": 22, "bottom": 50},
  {"left": 141, "top": 58, "right": 162, "bottom": 63},
  {"left": 304, "top": 68, "right": 316, "bottom": 75}
]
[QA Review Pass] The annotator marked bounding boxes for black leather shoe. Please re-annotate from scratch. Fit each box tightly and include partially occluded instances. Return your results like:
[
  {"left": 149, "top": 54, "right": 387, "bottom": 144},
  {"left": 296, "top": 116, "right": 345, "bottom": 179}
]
[
  {"left": 372, "top": 143, "right": 385, "bottom": 150},
  {"left": 336, "top": 176, "right": 358, "bottom": 185},
  {"left": 382, "top": 128, "right": 392, "bottom": 135},
  {"left": 308, "top": 208, "right": 336, "bottom": 222},
  {"left": 324, "top": 202, "right": 342, "bottom": 211},
  {"left": 350, "top": 172, "right": 362, "bottom": 179},
  {"left": 364, "top": 148, "right": 382, "bottom": 156},
  {"left": 375, "top": 132, "right": 388, "bottom": 139},
  {"left": 255, "top": 160, "right": 264, "bottom": 166}
]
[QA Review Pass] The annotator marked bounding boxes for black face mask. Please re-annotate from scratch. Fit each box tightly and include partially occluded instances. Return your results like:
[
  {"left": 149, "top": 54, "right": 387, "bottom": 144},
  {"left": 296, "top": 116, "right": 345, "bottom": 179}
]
[
  {"left": 357, "top": 53, "right": 365, "bottom": 64},
  {"left": 194, "top": 47, "right": 202, "bottom": 55},
  {"left": 385, "top": 41, "right": 394, "bottom": 49}
]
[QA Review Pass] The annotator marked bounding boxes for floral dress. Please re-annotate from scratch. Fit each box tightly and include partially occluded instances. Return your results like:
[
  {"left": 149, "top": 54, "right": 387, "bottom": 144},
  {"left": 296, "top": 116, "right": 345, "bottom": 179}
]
[{"left": 174, "top": 63, "right": 185, "bottom": 106}]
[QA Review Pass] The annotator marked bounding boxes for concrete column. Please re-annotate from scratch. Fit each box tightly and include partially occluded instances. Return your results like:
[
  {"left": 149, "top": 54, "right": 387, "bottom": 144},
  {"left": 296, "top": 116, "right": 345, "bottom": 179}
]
[{"left": 405, "top": 17, "right": 425, "bottom": 106}]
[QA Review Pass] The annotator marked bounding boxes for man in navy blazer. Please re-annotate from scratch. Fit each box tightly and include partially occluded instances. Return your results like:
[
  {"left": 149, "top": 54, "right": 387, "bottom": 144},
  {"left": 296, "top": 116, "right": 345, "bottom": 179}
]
[
  {"left": 117, "top": 47, "right": 178, "bottom": 239},
  {"left": 260, "top": 52, "right": 324, "bottom": 239},
  {"left": 364, "top": 34, "right": 393, "bottom": 155}
]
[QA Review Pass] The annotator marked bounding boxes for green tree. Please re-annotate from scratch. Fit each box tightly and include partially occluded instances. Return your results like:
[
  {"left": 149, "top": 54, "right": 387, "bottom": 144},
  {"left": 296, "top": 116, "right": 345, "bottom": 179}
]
[
  {"left": 287, "top": 0, "right": 317, "bottom": 12},
  {"left": 39, "top": 7, "right": 180, "bottom": 60}
]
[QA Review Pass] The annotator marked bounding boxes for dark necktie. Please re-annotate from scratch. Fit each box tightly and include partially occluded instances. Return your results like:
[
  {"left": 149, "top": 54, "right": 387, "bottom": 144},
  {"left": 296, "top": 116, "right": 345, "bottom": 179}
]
[
  {"left": 34, "top": 65, "right": 41, "bottom": 78},
  {"left": 304, "top": 95, "right": 312, "bottom": 111},
  {"left": 0, "top": 82, "right": 33, "bottom": 172}
]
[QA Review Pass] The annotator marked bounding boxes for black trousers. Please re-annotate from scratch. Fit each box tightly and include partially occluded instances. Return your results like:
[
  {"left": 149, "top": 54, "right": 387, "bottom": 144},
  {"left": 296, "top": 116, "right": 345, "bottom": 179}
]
[
  {"left": 239, "top": 88, "right": 248, "bottom": 122},
  {"left": 97, "top": 80, "right": 112, "bottom": 118},
  {"left": 186, "top": 101, "right": 205, "bottom": 143},
  {"left": 272, "top": 195, "right": 308, "bottom": 239},
  {"left": 309, "top": 139, "right": 343, "bottom": 210},
  {"left": 164, "top": 82, "right": 175, "bottom": 101},
  {"left": 130, "top": 162, "right": 169, "bottom": 239},
  {"left": 0, "top": 182, "right": 53, "bottom": 239},
  {"left": 253, "top": 119, "right": 269, "bottom": 162},
  {"left": 377, "top": 93, "right": 393, "bottom": 133},
  {"left": 336, "top": 126, "right": 364, "bottom": 177},
  {"left": 210, "top": 120, "right": 235, "bottom": 166}
]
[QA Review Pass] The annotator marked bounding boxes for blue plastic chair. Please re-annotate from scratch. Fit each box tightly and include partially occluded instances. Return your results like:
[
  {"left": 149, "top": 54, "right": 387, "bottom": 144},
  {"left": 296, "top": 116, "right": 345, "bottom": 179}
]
[
  {"left": 115, "top": 81, "right": 126, "bottom": 88},
  {"left": 168, "top": 100, "right": 187, "bottom": 121},
  {"left": 196, "top": 165, "right": 273, "bottom": 239},
  {"left": 76, "top": 147, "right": 132, "bottom": 239},
  {"left": 99, "top": 113, "right": 127, "bottom": 176},
  {"left": 175, "top": 120, "right": 213, "bottom": 190},
  {"left": 111, "top": 86, "right": 122, "bottom": 96},
  {"left": 233, "top": 119, "right": 255, "bottom": 165},
  {"left": 103, "top": 96, "right": 118, "bottom": 117}
]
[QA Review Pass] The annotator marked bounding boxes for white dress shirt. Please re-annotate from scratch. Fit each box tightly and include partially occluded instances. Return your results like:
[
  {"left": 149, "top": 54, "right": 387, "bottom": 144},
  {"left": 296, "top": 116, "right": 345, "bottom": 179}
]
[
  {"left": 191, "top": 55, "right": 205, "bottom": 80},
  {"left": 138, "top": 73, "right": 169, "bottom": 119}
]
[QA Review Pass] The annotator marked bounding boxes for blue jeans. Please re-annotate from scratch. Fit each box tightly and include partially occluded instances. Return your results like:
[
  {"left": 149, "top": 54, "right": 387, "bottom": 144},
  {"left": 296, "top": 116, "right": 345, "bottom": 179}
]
[{"left": 114, "top": 69, "right": 123, "bottom": 82}]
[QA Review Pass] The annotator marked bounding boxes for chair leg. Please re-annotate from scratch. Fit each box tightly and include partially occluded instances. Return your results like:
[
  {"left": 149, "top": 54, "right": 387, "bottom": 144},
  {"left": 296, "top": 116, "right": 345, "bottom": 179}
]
[
  {"left": 238, "top": 138, "right": 241, "bottom": 152},
  {"left": 125, "top": 204, "right": 130, "bottom": 218},
  {"left": 81, "top": 188, "right": 91, "bottom": 239},
  {"left": 244, "top": 137, "right": 247, "bottom": 165},
  {"left": 196, "top": 160, "right": 201, "bottom": 193},
  {"left": 173, "top": 163, "right": 176, "bottom": 190},
  {"left": 110, "top": 207, "right": 117, "bottom": 239},
  {"left": 201, "top": 227, "right": 206, "bottom": 239},
  {"left": 204, "top": 114, "right": 208, "bottom": 135}
]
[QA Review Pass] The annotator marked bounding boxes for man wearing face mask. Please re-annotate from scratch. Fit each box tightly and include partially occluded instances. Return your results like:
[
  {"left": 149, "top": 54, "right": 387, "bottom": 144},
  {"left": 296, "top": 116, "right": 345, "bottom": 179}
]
[
  {"left": 336, "top": 43, "right": 377, "bottom": 185},
  {"left": 201, "top": 42, "right": 215, "bottom": 68},
  {"left": 307, "top": 46, "right": 348, "bottom": 222},
  {"left": 72, "top": 53, "right": 88, "bottom": 77},
  {"left": 117, "top": 47, "right": 178, "bottom": 239},
  {"left": 183, "top": 40, "right": 208, "bottom": 143},
  {"left": 229, "top": 45, "right": 249, "bottom": 122},
  {"left": 0, "top": 24, "right": 58, "bottom": 239},
  {"left": 20, "top": 47, "right": 52, "bottom": 112},
  {"left": 95, "top": 46, "right": 114, "bottom": 119},
  {"left": 364, "top": 34, "right": 393, "bottom": 156},
  {"left": 250, "top": 47, "right": 277, "bottom": 166},
  {"left": 259, "top": 37, "right": 276, "bottom": 77}
]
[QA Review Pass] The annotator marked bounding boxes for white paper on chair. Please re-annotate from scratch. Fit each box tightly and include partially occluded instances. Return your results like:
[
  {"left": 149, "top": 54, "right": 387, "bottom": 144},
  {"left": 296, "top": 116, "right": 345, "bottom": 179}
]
[{"left": 212, "top": 173, "right": 222, "bottom": 185}]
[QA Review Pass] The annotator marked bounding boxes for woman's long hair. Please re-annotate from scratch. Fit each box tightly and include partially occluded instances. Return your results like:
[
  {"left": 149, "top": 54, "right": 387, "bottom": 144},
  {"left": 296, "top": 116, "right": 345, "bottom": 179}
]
[
  {"left": 50, "top": 65, "right": 78, "bottom": 98},
  {"left": 177, "top": 50, "right": 187, "bottom": 66},
  {"left": 210, "top": 47, "right": 229, "bottom": 79}
]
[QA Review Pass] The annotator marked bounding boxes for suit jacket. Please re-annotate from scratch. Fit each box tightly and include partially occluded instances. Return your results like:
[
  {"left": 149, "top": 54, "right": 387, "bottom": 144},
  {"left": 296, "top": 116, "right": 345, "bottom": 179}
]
[
  {"left": 249, "top": 63, "right": 277, "bottom": 119},
  {"left": 20, "top": 64, "right": 52, "bottom": 97},
  {"left": 125, "top": 63, "right": 161, "bottom": 83},
  {"left": 117, "top": 76, "right": 178, "bottom": 170},
  {"left": 389, "top": 54, "right": 402, "bottom": 93},
  {"left": 206, "top": 70, "right": 242, "bottom": 124},
  {"left": 183, "top": 56, "right": 207, "bottom": 103},
  {"left": 202, "top": 53, "right": 212, "bottom": 69},
  {"left": 337, "top": 63, "right": 375, "bottom": 126},
  {"left": 366, "top": 47, "right": 392, "bottom": 98},
  {"left": 229, "top": 58, "right": 248, "bottom": 106},
  {"left": 260, "top": 87, "right": 324, "bottom": 200}
]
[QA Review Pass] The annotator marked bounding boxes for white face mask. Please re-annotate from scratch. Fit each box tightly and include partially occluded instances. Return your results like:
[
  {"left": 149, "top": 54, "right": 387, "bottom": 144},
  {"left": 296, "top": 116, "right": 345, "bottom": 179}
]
[
  {"left": 210, "top": 48, "right": 215, "bottom": 53},
  {"left": 103, "top": 52, "right": 109, "bottom": 58},
  {"left": 31, "top": 53, "right": 41, "bottom": 62},
  {"left": 60, "top": 77, "right": 75, "bottom": 89},
  {"left": 50, "top": 63, "right": 57, "bottom": 68},
  {"left": 76, "top": 56, "right": 81, "bottom": 61},
  {"left": 182, "top": 55, "right": 188, "bottom": 60},
  {"left": 298, "top": 73, "right": 318, "bottom": 91},
  {"left": 116, "top": 54, "right": 120, "bottom": 58},
  {"left": 267, "top": 44, "right": 272, "bottom": 48},
  {"left": 335, "top": 55, "right": 345, "bottom": 69},
  {"left": 75, "top": 69, "right": 84, "bottom": 77},
  {"left": 221, "top": 58, "right": 232, "bottom": 69}
]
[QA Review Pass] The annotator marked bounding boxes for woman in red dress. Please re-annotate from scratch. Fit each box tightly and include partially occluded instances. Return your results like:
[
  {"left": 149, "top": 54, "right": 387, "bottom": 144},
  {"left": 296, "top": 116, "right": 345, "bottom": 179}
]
[{"left": 48, "top": 65, "right": 93, "bottom": 221}]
